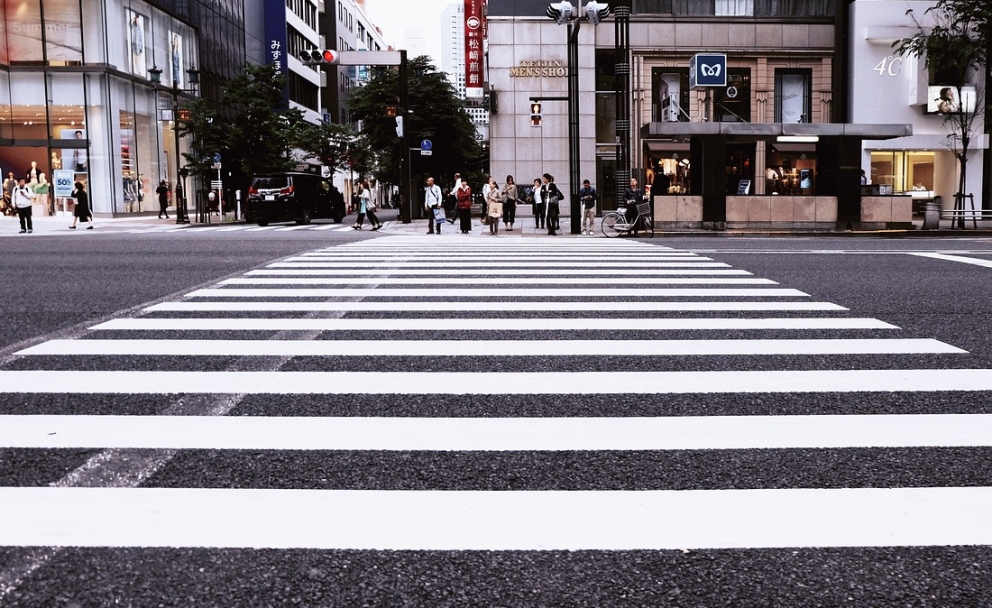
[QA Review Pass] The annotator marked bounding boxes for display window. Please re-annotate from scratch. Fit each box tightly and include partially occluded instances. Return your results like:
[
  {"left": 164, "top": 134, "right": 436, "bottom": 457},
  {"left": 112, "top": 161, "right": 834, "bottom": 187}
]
[
  {"left": 870, "top": 151, "right": 935, "bottom": 193},
  {"left": 766, "top": 142, "right": 817, "bottom": 195}
]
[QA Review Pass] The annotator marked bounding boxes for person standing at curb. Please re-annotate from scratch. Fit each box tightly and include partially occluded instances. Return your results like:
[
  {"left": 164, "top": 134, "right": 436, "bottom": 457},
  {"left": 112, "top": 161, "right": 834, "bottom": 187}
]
[
  {"left": 456, "top": 178, "right": 473, "bottom": 233},
  {"left": 485, "top": 177, "right": 503, "bottom": 235},
  {"left": 424, "top": 177, "right": 443, "bottom": 234},
  {"left": 532, "top": 177, "right": 545, "bottom": 230},
  {"left": 543, "top": 173, "right": 562, "bottom": 236},
  {"left": 580, "top": 179, "right": 597, "bottom": 235},
  {"left": 501, "top": 175, "right": 518, "bottom": 232},
  {"left": 12, "top": 178, "right": 35, "bottom": 233},
  {"left": 70, "top": 181, "right": 93, "bottom": 229}
]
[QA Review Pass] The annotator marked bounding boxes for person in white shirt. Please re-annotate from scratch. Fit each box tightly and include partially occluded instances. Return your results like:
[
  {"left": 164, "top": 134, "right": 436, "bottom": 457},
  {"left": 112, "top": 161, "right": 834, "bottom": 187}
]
[
  {"left": 424, "top": 176, "right": 443, "bottom": 234},
  {"left": 12, "top": 178, "right": 35, "bottom": 233}
]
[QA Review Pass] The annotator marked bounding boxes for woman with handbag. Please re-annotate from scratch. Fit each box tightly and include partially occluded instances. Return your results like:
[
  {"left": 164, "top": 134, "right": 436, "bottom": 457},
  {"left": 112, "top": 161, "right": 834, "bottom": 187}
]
[
  {"left": 543, "top": 173, "right": 562, "bottom": 235},
  {"left": 485, "top": 177, "right": 503, "bottom": 235},
  {"left": 501, "top": 175, "right": 518, "bottom": 232},
  {"left": 361, "top": 180, "right": 383, "bottom": 231},
  {"left": 456, "top": 180, "right": 473, "bottom": 233}
]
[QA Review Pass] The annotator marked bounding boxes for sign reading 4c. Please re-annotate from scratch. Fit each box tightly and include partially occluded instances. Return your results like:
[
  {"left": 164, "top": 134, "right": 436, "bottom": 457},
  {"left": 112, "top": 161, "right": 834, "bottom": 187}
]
[{"left": 873, "top": 55, "right": 903, "bottom": 77}]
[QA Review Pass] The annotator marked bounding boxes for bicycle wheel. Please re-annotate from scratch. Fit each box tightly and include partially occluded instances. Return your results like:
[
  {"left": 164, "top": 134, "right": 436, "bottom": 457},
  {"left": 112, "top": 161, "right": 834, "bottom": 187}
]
[
  {"left": 642, "top": 214, "right": 654, "bottom": 237},
  {"left": 601, "top": 213, "right": 623, "bottom": 237}
]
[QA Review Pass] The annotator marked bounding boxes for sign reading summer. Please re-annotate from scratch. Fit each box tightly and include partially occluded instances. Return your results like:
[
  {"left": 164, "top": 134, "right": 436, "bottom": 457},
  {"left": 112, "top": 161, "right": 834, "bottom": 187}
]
[{"left": 510, "top": 61, "right": 567, "bottom": 78}]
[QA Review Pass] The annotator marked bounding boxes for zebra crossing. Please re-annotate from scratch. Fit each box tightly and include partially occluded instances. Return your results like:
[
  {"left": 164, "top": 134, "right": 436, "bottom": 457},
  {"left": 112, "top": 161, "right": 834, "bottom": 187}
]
[{"left": 1, "top": 236, "right": 990, "bottom": 601}]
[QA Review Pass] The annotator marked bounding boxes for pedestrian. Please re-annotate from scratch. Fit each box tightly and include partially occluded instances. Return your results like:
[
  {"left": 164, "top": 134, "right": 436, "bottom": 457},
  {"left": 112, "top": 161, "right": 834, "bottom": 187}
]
[
  {"left": 580, "top": 179, "right": 597, "bottom": 235},
  {"left": 501, "top": 175, "right": 518, "bottom": 232},
  {"left": 424, "top": 176, "right": 443, "bottom": 234},
  {"left": 860, "top": 170, "right": 868, "bottom": 186},
  {"left": 12, "top": 178, "right": 35, "bottom": 233},
  {"left": 3, "top": 171, "right": 16, "bottom": 215},
  {"left": 532, "top": 178, "right": 545, "bottom": 229},
  {"left": 362, "top": 179, "right": 383, "bottom": 231},
  {"left": 445, "top": 173, "right": 460, "bottom": 223},
  {"left": 33, "top": 173, "right": 51, "bottom": 216},
  {"left": 624, "top": 177, "right": 644, "bottom": 236},
  {"left": 485, "top": 177, "right": 503, "bottom": 235},
  {"left": 456, "top": 178, "right": 473, "bottom": 233},
  {"left": 156, "top": 180, "right": 170, "bottom": 219},
  {"left": 543, "top": 173, "right": 562, "bottom": 236},
  {"left": 69, "top": 181, "right": 93, "bottom": 229},
  {"left": 352, "top": 180, "right": 368, "bottom": 229}
]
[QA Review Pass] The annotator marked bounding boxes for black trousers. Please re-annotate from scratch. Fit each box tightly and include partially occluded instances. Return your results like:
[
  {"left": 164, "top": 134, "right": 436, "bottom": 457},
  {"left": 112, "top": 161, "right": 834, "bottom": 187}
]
[
  {"left": 534, "top": 203, "right": 546, "bottom": 228},
  {"left": 502, "top": 200, "right": 516, "bottom": 225},
  {"left": 17, "top": 206, "right": 32, "bottom": 231},
  {"left": 546, "top": 204, "right": 560, "bottom": 234}
]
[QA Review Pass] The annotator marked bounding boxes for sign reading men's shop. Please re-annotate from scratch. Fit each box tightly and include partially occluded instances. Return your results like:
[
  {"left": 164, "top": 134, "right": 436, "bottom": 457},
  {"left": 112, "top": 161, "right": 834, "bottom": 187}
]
[
  {"left": 464, "top": 0, "right": 486, "bottom": 99},
  {"left": 689, "top": 53, "right": 727, "bottom": 89},
  {"left": 509, "top": 61, "right": 567, "bottom": 78}
]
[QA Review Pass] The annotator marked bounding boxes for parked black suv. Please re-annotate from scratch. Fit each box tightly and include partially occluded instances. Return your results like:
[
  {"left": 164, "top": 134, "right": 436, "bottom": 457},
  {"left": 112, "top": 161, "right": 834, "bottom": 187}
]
[{"left": 246, "top": 172, "right": 345, "bottom": 226}]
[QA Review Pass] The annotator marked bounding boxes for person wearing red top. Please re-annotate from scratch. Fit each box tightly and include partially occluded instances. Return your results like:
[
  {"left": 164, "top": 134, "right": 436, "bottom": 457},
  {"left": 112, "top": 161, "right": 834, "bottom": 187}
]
[{"left": 456, "top": 178, "right": 473, "bottom": 233}]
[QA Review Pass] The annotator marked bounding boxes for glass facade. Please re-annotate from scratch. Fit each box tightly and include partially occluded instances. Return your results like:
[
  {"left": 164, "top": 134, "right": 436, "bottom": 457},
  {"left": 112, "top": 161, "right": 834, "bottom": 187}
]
[{"left": 0, "top": 0, "right": 245, "bottom": 216}]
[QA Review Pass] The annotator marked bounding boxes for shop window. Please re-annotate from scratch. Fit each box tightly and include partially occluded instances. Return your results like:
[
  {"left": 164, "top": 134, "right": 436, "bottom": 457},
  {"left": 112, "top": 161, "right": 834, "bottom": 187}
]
[
  {"left": 870, "top": 151, "right": 935, "bottom": 193},
  {"left": 44, "top": 0, "right": 83, "bottom": 65},
  {"left": 672, "top": 0, "right": 714, "bottom": 15},
  {"left": 651, "top": 68, "right": 689, "bottom": 123},
  {"left": 775, "top": 69, "right": 811, "bottom": 123},
  {"left": 595, "top": 49, "right": 617, "bottom": 93},
  {"left": 595, "top": 92, "right": 617, "bottom": 144},
  {"left": 716, "top": 0, "right": 753, "bottom": 15},
  {"left": 4, "top": 0, "right": 44, "bottom": 64},
  {"left": 766, "top": 142, "right": 816, "bottom": 195},
  {"left": 715, "top": 69, "right": 750, "bottom": 123}
]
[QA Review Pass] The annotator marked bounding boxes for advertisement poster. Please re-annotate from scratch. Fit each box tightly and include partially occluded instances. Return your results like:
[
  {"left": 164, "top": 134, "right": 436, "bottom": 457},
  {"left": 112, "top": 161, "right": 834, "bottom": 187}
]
[
  {"left": 126, "top": 9, "right": 148, "bottom": 77},
  {"left": 169, "top": 31, "right": 184, "bottom": 87},
  {"left": 61, "top": 129, "right": 88, "bottom": 173}
]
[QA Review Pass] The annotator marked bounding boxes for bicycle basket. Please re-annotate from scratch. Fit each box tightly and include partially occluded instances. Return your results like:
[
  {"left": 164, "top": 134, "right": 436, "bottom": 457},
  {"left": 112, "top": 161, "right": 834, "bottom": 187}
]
[{"left": 636, "top": 202, "right": 652, "bottom": 216}]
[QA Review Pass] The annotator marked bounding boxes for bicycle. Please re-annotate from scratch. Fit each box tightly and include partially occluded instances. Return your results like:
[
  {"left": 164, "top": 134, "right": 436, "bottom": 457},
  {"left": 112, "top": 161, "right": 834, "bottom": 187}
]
[{"left": 601, "top": 200, "right": 654, "bottom": 238}]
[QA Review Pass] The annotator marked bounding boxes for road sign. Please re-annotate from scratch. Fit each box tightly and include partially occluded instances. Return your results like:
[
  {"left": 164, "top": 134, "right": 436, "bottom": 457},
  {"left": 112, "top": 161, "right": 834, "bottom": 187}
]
[{"left": 421, "top": 139, "right": 432, "bottom": 151}]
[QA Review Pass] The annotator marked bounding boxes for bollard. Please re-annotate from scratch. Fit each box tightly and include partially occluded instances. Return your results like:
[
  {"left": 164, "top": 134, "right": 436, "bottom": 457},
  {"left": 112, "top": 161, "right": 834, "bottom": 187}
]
[{"left": 922, "top": 200, "right": 940, "bottom": 230}]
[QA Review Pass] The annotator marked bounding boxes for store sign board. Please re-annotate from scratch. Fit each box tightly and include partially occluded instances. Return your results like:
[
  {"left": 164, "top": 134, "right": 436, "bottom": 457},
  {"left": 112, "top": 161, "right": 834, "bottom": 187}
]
[
  {"left": 54, "top": 170, "right": 75, "bottom": 197},
  {"left": 689, "top": 53, "right": 727, "bottom": 89},
  {"left": 464, "top": 0, "right": 485, "bottom": 99},
  {"left": 264, "top": 0, "right": 290, "bottom": 107}
]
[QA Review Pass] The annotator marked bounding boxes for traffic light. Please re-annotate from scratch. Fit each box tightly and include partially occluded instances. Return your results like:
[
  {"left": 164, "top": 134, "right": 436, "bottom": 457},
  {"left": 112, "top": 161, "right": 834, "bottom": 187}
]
[
  {"left": 299, "top": 49, "right": 339, "bottom": 65},
  {"left": 530, "top": 102, "right": 542, "bottom": 127},
  {"left": 584, "top": 1, "right": 610, "bottom": 24},
  {"left": 395, "top": 115, "right": 404, "bottom": 137},
  {"left": 546, "top": 1, "right": 573, "bottom": 25}
]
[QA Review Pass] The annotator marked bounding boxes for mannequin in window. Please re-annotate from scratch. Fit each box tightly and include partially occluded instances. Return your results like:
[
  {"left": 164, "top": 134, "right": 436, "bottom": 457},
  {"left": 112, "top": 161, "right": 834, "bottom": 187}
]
[
  {"left": 26, "top": 161, "right": 40, "bottom": 183},
  {"left": 51, "top": 152, "right": 62, "bottom": 170}
]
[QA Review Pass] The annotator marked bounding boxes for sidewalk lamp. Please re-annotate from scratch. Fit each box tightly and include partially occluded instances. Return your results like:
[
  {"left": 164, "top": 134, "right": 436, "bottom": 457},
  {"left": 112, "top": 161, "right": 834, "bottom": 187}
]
[
  {"left": 546, "top": 1, "right": 611, "bottom": 234},
  {"left": 149, "top": 64, "right": 200, "bottom": 224}
]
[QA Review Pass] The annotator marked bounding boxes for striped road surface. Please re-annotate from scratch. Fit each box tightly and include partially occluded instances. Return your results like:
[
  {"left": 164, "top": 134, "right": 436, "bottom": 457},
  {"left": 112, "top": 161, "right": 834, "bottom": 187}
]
[{"left": 1, "top": 237, "right": 990, "bottom": 605}]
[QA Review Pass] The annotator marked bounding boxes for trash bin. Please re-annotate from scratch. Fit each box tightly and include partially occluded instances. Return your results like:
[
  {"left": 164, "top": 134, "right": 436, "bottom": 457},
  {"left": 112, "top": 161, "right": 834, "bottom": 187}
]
[{"left": 923, "top": 197, "right": 941, "bottom": 230}]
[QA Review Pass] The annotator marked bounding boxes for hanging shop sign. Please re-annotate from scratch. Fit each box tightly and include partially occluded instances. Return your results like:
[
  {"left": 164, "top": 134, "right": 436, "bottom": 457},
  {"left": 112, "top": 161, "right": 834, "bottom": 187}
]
[{"left": 509, "top": 60, "right": 567, "bottom": 78}]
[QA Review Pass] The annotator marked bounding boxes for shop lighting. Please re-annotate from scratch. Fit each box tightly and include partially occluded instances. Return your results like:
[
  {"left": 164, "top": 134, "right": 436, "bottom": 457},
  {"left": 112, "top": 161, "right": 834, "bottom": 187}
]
[{"left": 777, "top": 135, "right": 819, "bottom": 143}]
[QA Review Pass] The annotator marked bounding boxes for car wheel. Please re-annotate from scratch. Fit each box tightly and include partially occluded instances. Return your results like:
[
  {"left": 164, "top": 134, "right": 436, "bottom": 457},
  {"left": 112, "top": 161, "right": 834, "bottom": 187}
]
[{"left": 257, "top": 219, "right": 269, "bottom": 227}]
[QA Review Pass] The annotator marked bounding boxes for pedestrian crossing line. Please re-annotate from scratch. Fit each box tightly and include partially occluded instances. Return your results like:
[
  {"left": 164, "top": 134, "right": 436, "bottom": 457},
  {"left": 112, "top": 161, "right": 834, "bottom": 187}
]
[
  {"left": 269, "top": 261, "right": 732, "bottom": 268},
  {"left": 3, "top": 413, "right": 989, "bottom": 450},
  {"left": 185, "top": 227, "right": 222, "bottom": 232},
  {"left": 247, "top": 268, "right": 755, "bottom": 276},
  {"left": 89, "top": 317, "right": 899, "bottom": 332},
  {"left": 311, "top": 224, "right": 340, "bottom": 230},
  {"left": 2, "top": 368, "right": 992, "bottom": 394},
  {"left": 244, "top": 226, "right": 276, "bottom": 231},
  {"left": 16, "top": 338, "right": 961, "bottom": 358},
  {"left": 274, "top": 225, "right": 314, "bottom": 231},
  {"left": 216, "top": 226, "right": 249, "bottom": 232},
  {"left": 910, "top": 252, "right": 992, "bottom": 269},
  {"left": 2, "top": 486, "right": 990, "bottom": 550},
  {"left": 185, "top": 288, "right": 809, "bottom": 298},
  {"left": 220, "top": 277, "right": 779, "bottom": 286},
  {"left": 297, "top": 253, "right": 706, "bottom": 259},
  {"left": 144, "top": 301, "right": 847, "bottom": 312}
]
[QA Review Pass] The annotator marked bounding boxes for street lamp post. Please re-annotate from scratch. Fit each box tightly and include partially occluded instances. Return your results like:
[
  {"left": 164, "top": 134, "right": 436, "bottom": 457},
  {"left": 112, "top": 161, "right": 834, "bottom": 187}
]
[
  {"left": 547, "top": 1, "right": 611, "bottom": 234},
  {"left": 149, "top": 65, "right": 199, "bottom": 224}
]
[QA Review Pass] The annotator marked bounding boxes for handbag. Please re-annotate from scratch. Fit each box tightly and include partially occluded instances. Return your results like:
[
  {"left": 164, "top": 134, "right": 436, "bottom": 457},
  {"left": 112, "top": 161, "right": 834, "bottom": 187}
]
[{"left": 433, "top": 207, "right": 446, "bottom": 222}]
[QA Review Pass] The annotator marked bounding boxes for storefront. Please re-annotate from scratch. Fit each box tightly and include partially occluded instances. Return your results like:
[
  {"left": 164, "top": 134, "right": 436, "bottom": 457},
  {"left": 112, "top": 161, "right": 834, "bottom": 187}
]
[{"left": 0, "top": 0, "right": 199, "bottom": 216}]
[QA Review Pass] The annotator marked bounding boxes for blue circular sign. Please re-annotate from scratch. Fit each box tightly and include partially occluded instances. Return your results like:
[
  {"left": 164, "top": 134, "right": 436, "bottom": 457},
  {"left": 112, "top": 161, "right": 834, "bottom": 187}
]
[{"left": 421, "top": 139, "right": 432, "bottom": 151}]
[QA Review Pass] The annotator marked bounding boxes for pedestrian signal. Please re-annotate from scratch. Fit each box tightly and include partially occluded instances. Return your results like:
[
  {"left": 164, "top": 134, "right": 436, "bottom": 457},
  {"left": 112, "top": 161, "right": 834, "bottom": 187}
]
[{"left": 530, "top": 102, "right": 542, "bottom": 127}]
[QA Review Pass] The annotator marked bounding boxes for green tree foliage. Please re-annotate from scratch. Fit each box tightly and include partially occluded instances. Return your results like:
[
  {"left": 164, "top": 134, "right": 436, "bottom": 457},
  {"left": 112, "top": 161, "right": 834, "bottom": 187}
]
[
  {"left": 177, "top": 98, "right": 224, "bottom": 184},
  {"left": 347, "top": 56, "right": 482, "bottom": 188},
  {"left": 220, "top": 63, "right": 307, "bottom": 176},
  {"left": 895, "top": 0, "right": 988, "bottom": 223},
  {"left": 293, "top": 120, "right": 370, "bottom": 177}
]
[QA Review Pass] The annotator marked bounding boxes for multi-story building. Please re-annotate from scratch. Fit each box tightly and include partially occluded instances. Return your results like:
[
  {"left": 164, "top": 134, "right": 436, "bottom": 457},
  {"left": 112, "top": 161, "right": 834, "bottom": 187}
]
[
  {"left": 0, "top": 0, "right": 249, "bottom": 217},
  {"left": 320, "top": 0, "right": 387, "bottom": 126},
  {"left": 487, "top": 0, "right": 936, "bottom": 229}
]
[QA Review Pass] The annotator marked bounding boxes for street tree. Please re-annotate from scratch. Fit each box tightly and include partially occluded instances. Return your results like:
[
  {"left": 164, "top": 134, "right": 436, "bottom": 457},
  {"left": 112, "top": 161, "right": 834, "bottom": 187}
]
[
  {"left": 294, "top": 120, "right": 370, "bottom": 177},
  {"left": 895, "top": 0, "right": 988, "bottom": 226},
  {"left": 347, "top": 56, "right": 482, "bottom": 190},
  {"left": 177, "top": 97, "right": 224, "bottom": 186}
]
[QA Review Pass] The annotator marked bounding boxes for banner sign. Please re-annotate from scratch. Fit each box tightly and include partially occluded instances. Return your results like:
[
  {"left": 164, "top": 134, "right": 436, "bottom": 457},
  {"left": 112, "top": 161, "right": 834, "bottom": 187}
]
[
  {"left": 54, "top": 170, "right": 75, "bottom": 197},
  {"left": 264, "top": 0, "right": 290, "bottom": 107},
  {"left": 464, "top": 0, "right": 485, "bottom": 99}
]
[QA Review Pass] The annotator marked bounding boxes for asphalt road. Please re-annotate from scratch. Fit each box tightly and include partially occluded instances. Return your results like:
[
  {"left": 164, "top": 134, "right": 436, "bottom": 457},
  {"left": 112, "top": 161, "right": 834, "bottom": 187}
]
[{"left": 1, "top": 229, "right": 991, "bottom": 607}]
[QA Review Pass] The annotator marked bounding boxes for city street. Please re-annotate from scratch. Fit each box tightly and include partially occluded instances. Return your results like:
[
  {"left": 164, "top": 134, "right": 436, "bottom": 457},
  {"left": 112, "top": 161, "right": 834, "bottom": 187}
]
[{"left": 1, "top": 228, "right": 992, "bottom": 606}]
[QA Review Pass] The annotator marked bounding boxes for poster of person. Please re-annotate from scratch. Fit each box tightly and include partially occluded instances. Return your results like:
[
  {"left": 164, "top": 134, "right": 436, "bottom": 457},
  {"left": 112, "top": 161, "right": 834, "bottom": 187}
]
[
  {"left": 169, "top": 31, "right": 184, "bottom": 88},
  {"left": 61, "top": 129, "right": 88, "bottom": 173},
  {"left": 126, "top": 10, "right": 148, "bottom": 77}
]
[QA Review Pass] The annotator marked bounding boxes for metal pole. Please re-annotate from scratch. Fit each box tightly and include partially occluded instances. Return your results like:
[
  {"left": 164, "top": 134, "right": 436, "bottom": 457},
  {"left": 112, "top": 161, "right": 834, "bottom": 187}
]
[
  {"left": 568, "top": 20, "right": 581, "bottom": 234},
  {"left": 172, "top": 84, "right": 188, "bottom": 224},
  {"left": 399, "top": 50, "right": 412, "bottom": 223},
  {"left": 613, "top": 0, "right": 631, "bottom": 209}
]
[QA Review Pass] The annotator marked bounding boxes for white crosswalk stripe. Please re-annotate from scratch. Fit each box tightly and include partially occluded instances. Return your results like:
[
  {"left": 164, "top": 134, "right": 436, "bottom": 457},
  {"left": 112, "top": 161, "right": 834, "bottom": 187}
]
[{"left": 1, "top": 235, "right": 989, "bottom": 586}]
